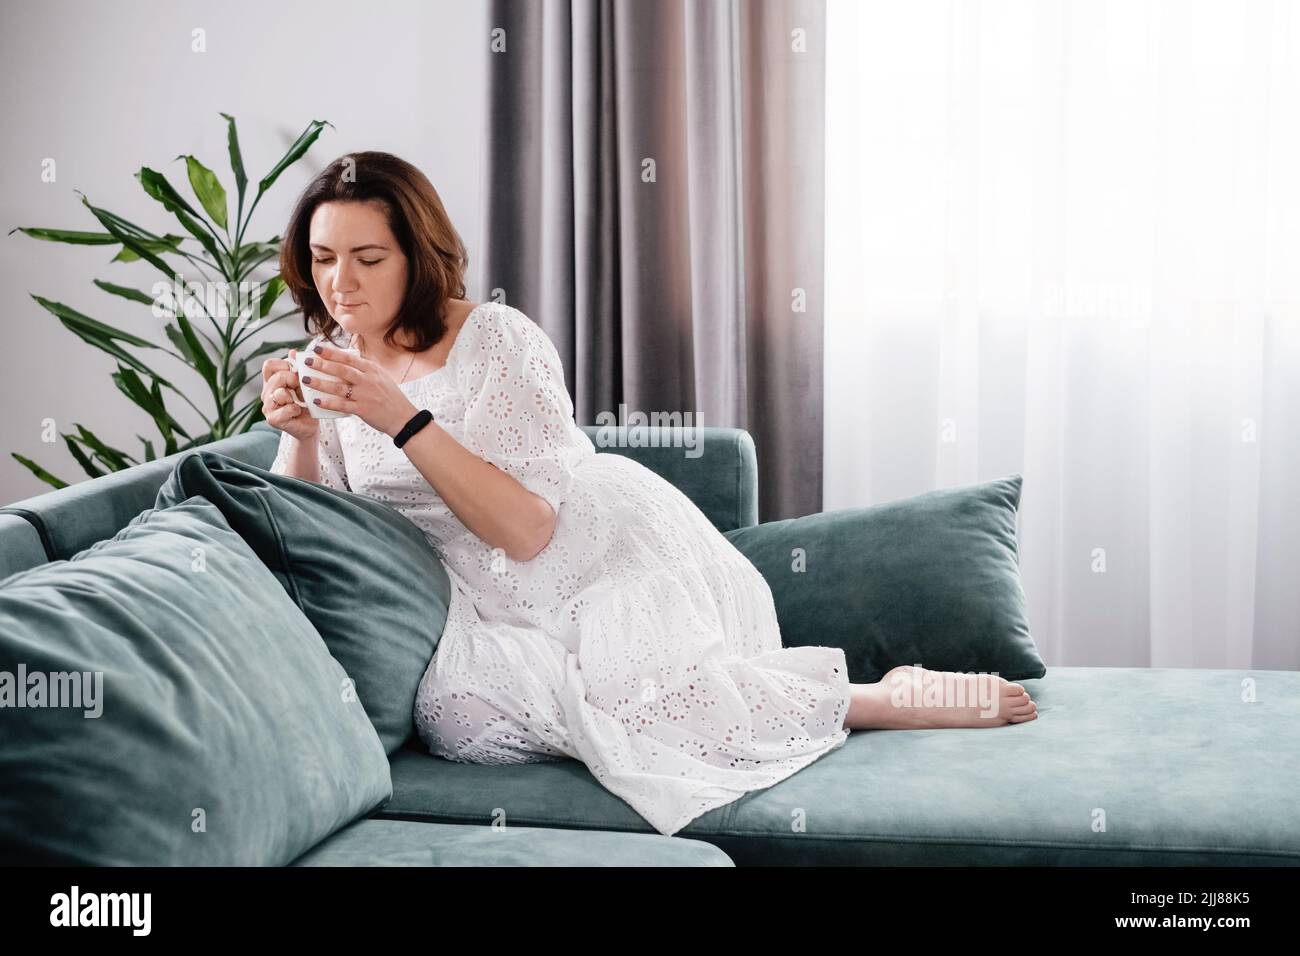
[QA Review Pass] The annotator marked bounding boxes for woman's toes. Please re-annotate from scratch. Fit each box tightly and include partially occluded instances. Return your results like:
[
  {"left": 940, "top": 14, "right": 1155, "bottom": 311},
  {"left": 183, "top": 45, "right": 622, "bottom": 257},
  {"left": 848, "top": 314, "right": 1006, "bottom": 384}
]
[
  {"left": 1010, "top": 700, "right": 1035, "bottom": 714},
  {"left": 998, "top": 686, "right": 1029, "bottom": 712}
]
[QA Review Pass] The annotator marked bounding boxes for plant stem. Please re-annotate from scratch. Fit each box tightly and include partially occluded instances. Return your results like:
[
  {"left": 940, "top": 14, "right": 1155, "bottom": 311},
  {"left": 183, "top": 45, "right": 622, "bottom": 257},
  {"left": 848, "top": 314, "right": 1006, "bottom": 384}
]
[{"left": 231, "top": 308, "right": 301, "bottom": 349}]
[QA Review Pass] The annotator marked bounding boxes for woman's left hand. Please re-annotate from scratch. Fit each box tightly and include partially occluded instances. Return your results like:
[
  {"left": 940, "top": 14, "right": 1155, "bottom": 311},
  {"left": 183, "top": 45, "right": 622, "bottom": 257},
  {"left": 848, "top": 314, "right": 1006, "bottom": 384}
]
[{"left": 300, "top": 343, "right": 420, "bottom": 438}]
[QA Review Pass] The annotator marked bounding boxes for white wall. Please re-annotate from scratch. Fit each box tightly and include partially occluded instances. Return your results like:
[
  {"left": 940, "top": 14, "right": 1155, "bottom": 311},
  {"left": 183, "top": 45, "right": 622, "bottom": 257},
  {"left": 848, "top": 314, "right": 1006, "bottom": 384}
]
[{"left": 0, "top": 0, "right": 488, "bottom": 503}]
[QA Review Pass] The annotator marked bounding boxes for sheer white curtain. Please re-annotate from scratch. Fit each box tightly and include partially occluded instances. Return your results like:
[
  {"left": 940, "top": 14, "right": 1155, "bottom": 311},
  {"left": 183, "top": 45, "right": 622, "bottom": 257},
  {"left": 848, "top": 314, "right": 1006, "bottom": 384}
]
[{"left": 825, "top": 0, "right": 1300, "bottom": 669}]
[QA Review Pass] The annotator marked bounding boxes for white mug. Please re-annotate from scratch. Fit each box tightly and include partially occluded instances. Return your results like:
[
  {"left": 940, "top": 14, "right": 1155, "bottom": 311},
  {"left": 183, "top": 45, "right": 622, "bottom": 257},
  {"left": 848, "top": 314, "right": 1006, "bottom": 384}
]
[{"left": 289, "top": 339, "right": 361, "bottom": 420}]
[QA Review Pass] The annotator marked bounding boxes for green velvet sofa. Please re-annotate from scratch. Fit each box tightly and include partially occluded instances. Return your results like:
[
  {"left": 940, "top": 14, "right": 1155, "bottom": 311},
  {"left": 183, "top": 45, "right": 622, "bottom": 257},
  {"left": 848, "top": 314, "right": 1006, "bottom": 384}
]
[{"left": 3, "top": 421, "right": 1297, "bottom": 866}]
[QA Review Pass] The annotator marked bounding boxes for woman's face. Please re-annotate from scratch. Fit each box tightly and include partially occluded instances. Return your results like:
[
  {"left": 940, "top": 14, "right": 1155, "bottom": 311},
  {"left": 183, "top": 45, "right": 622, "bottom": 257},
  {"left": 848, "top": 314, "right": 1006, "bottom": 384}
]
[{"left": 308, "top": 200, "right": 409, "bottom": 338}]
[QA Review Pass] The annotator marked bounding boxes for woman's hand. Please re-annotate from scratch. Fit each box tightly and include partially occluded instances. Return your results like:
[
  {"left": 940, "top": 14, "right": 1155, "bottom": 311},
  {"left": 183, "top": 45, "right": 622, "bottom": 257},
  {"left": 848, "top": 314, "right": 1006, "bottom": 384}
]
[
  {"left": 300, "top": 342, "right": 419, "bottom": 437},
  {"left": 261, "top": 348, "right": 320, "bottom": 443}
]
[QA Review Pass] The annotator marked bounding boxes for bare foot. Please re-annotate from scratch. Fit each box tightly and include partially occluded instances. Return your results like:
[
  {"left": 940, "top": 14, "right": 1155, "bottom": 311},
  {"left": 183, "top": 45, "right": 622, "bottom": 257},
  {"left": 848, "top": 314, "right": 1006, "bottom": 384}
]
[{"left": 863, "top": 664, "right": 1038, "bottom": 730}]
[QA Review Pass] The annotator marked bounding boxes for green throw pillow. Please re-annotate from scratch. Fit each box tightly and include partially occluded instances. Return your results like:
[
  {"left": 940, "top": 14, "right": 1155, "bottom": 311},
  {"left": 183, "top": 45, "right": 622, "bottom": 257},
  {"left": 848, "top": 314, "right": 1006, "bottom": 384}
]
[
  {"left": 0, "top": 497, "right": 392, "bottom": 865},
  {"left": 724, "top": 474, "right": 1045, "bottom": 683},
  {"left": 154, "top": 450, "right": 452, "bottom": 754}
]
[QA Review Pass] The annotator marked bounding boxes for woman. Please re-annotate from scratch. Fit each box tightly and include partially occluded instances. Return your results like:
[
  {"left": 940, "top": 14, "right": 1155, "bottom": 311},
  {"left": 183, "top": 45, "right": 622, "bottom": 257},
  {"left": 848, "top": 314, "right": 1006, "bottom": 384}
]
[{"left": 261, "top": 152, "right": 1037, "bottom": 837}]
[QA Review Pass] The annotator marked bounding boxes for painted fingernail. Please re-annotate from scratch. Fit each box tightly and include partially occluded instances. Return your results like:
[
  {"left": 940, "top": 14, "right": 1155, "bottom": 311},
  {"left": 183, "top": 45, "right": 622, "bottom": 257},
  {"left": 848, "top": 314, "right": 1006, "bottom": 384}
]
[
  {"left": 313, "top": 398, "right": 321, "bottom": 405},
  {"left": 304, "top": 357, "right": 313, "bottom": 366},
  {"left": 313, "top": 345, "right": 323, "bottom": 354},
  {"left": 302, "top": 376, "right": 312, "bottom": 384}
]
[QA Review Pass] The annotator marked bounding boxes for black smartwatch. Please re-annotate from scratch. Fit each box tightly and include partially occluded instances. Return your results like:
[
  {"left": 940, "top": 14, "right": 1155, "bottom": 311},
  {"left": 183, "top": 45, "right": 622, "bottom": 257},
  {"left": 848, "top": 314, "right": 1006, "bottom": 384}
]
[{"left": 393, "top": 408, "right": 434, "bottom": 449}]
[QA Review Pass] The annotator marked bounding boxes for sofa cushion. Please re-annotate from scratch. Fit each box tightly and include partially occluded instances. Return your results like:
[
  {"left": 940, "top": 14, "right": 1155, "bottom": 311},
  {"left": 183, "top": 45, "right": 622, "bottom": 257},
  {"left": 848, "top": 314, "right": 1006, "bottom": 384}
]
[
  {"left": 290, "top": 818, "right": 733, "bottom": 866},
  {"left": 376, "top": 666, "right": 1300, "bottom": 866},
  {"left": 723, "top": 474, "right": 1044, "bottom": 683},
  {"left": 0, "top": 497, "right": 392, "bottom": 865},
  {"left": 154, "top": 450, "right": 451, "bottom": 754}
]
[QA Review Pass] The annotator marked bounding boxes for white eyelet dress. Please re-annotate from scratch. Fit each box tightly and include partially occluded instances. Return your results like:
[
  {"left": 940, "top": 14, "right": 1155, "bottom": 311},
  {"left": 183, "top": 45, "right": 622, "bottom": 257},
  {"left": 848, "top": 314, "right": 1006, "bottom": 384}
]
[{"left": 268, "top": 302, "right": 852, "bottom": 836}]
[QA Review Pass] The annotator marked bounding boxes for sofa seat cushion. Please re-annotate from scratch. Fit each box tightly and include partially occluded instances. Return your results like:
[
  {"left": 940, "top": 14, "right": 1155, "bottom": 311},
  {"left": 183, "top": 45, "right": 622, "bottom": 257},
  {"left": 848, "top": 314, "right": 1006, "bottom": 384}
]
[
  {"left": 378, "top": 666, "right": 1300, "bottom": 866},
  {"left": 291, "top": 818, "right": 733, "bottom": 866}
]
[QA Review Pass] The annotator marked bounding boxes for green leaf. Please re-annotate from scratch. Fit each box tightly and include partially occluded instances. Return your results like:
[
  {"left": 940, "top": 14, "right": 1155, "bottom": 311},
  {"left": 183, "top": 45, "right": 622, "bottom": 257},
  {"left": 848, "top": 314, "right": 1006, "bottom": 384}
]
[
  {"left": 223, "top": 360, "right": 251, "bottom": 407},
  {"left": 258, "top": 275, "right": 286, "bottom": 317},
  {"left": 8, "top": 217, "right": 181, "bottom": 264},
  {"left": 135, "top": 167, "right": 224, "bottom": 265},
  {"left": 240, "top": 336, "right": 307, "bottom": 362},
  {"left": 137, "top": 435, "right": 157, "bottom": 462},
  {"left": 235, "top": 241, "right": 280, "bottom": 280},
  {"left": 176, "top": 154, "right": 228, "bottom": 231},
  {"left": 175, "top": 309, "right": 218, "bottom": 389},
  {"left": 71, "top": 425, "right": 135, "bottom": 470},
  {"left": 34, "top": 293, "right": 178, "bottom": 390},
  {"left": 110, "top": 367, "right": 188, "bottom": 453},
  {"left": 163, "top": 323, "right": 193, "bottom": 362},
  {"left": 178, "top": 431, "right": 214, "bottom": 451},
  {"left": 110, "top": 369, "right": 189, "bottom": 442},
  {"left": 161, "top": 319, "right": 218, "bottom": 391},
  {"left": 9, "top": 227, "right": 119, "bottom": 245},
  {"left": 150, "top": 379, "right": 180, "bottom": 454},
  {"left": 63, "top": 434, "right": 107, "bottom": 478},
  {"left": 110, "top": 234, "right": 185, "bottom": 263},
  {"left": 10, "top": 453, "right": 69, "bottom": 490},
  {"left": 228, "top": 393, "right": 263, "bottom": 431},
  {"left": 77, "top": 197, "right": 178, "bottom": 246},
  {"left": 81, "top": 196, "right": 187, "bottom": 282},
  {"left": 219, "top": 112, "right": 248, "bottom": 220},
  {"left": 31, "top": 294, "right": 158, "bottom": 349},
  {"left": 255, "top": 120, "right": 332, "bottom": 200},
  {"left": 136, "top": 166, "right": 201, "bottom": 218},
  {"left": 93, "top": 278, "right": 156, "bottom": 305}
]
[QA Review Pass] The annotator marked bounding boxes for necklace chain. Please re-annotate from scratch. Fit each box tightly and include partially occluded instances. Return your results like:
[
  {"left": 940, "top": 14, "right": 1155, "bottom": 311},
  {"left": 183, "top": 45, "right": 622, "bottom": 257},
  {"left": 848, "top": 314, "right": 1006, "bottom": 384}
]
[
  {"left": 398, "top": 350, "right": 418, "bottom": 384},
  {"left": 355, "top": 333, "right": 419, "bottom": 383}
]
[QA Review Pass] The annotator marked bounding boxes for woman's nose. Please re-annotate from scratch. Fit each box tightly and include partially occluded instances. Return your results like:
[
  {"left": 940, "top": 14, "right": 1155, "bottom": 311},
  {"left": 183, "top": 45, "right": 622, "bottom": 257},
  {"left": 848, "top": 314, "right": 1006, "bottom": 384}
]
[{"left": 332, "top": 260, "right": 358, "bottom": 292}]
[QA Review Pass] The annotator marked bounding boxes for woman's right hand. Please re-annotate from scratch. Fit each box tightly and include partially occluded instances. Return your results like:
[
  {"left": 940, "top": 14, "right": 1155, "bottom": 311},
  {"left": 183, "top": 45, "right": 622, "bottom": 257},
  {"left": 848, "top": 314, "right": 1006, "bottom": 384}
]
[{"left": 261, "top": 348, "right": 320, "bottom": 443}]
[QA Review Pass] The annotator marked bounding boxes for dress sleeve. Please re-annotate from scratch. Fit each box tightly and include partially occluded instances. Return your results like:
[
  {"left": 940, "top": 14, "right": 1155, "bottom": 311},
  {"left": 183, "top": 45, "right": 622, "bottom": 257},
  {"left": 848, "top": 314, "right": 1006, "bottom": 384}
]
[
  {"left": 455, "top": 306, "right": 590, "bottom": 515},
  {"left": 267, "top": 418, "right": 352, "bottom": 492}
]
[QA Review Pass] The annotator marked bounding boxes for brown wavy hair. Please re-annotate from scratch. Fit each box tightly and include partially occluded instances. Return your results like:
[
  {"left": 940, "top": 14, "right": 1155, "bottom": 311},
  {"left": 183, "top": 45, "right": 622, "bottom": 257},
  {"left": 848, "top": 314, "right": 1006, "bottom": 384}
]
[{"left": 279, "top": 151, "right": 468, "bottom": 352}]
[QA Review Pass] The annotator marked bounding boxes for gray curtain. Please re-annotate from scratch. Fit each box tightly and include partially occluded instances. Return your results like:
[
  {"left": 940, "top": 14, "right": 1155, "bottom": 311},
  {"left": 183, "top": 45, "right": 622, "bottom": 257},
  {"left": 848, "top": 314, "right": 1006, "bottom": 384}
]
[{"left": 480, "top": 0, "right": 825, "bottom": 522}]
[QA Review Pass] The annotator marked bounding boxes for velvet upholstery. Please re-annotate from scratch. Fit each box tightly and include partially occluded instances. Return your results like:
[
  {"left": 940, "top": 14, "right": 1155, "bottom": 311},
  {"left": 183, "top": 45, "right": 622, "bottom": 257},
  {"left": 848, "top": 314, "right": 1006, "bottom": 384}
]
[
  {"left": 292, "top": 818, "right": 733, "bottom": 866},
  {"left": 724, "top": 474, "right": 1044, "bottom": 683},
  {"left": 377, "top": 666, "right": 1300, "bottom": 865},
  {"left": 153, "top": 450, "right": 452, "bottom": 755},
  {"left": 4, "top": 426, "right": 1295, "bottom": 867},
  {"left": 0, "top": 498, "right": 392, "bottom": 865}
]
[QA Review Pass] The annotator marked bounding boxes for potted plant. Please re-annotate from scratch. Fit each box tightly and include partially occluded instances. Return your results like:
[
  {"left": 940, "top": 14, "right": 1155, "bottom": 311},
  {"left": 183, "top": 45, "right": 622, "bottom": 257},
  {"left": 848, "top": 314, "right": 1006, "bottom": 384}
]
[{"left": 8, "top": 114, "right": 332, "bottom": 489}]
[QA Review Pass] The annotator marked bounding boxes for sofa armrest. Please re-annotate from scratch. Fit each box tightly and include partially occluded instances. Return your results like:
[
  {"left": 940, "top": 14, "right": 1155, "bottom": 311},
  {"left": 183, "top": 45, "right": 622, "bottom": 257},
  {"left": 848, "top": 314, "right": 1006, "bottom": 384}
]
[{"left": 1, "top": 423, "right": 281, "bottom": 561}]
